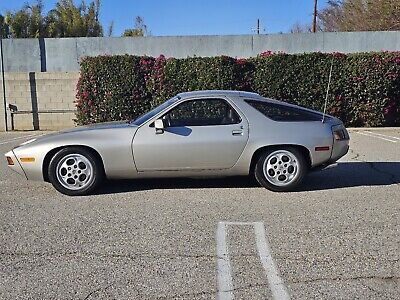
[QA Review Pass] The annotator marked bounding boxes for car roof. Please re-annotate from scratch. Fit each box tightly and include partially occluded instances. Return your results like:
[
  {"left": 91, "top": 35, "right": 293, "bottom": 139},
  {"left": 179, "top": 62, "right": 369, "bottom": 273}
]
[
  {"left": 174, "top": 90, "right": 325, "bottom": 116},
  {"left": 176, "top": 90, "right": 301, "bottom": 107},
  {"left": 177, "top": 90, "right": 261, "bottom": 100},
  {"left": 176, "top": 90, "right": 296, "bottom": 107}
]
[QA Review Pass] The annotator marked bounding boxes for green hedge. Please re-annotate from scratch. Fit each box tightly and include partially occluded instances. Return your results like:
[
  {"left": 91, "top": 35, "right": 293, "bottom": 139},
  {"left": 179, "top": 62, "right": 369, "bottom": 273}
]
[{"left": 75, "top": 52, "right": 400, "bottom": 127}]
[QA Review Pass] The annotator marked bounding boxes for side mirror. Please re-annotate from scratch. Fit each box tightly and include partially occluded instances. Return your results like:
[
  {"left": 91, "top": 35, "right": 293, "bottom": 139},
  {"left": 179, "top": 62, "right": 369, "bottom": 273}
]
[{"left": 154, "top": 119, "right": 165, "bottom": 134}]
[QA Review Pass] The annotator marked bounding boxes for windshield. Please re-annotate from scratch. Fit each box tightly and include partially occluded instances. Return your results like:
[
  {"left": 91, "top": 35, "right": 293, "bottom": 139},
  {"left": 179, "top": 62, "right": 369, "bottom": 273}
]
[{"left": 130, "top": 97, "right": 177, "bottom": 126}]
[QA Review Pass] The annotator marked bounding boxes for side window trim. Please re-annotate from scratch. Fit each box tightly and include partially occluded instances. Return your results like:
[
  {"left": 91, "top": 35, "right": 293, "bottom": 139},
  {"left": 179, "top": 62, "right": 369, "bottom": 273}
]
[
  {"left": 161, "top": 97, "right": 242, "bottom": 127},
  {"left": 245, "top": 99, "right": 322, "bottom": 122}
]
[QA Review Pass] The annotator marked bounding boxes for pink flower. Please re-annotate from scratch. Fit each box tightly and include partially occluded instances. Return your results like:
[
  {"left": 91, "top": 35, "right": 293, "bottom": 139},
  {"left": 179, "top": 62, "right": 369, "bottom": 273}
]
[
  {"left": 235, "top": 58, "right": 246, "bottom": 65},
  {"left": 383, "top": 100, "right": 396, "bottom": 115},
  {"left": 385, "top": 72, "right": 397, "bottom": 79},
  {"left": 259, "top": 50, "right": 273, "bottom": 57}
]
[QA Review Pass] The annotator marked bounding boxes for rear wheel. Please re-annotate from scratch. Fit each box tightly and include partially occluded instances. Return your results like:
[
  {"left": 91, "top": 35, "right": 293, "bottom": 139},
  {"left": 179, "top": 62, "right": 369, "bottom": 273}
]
[
  {"left": 48, "top": 147, "right": 103, "bottom": 196},
  {"left": 255, "top": 147, "right": 307, "bottom": 192}
]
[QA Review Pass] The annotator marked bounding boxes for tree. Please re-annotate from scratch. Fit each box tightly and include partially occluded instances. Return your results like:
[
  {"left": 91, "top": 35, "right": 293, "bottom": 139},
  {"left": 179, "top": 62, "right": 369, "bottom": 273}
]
[
  {"left": 2, "top": 0, "right": 46, "bottom": 38},
  {"left": 0, "top": 13, "right": 12, "bottom": 38},
  {"left": 107, "top": 20, "right": 114, "bottom": 37},
  {"left": 318, "top": 0, "right": 400, "bottom": 32},
  {"left": 290, "top": 22, "right": 312, "bottom": 33},
  {"left": 122, "top": 16, "right": 149, "bottom": 37},
  {"left": 2, "top": 0, "right": 104, "bottom": 38},
  {"left": 46, "top": 0, "right": 103, "bottom": 37}
]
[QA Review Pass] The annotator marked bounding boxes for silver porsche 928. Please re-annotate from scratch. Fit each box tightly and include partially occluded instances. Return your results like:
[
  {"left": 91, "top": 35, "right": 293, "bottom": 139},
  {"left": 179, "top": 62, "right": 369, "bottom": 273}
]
[{"left": 5, "top": 90, "right": 349, "bottom": 196}]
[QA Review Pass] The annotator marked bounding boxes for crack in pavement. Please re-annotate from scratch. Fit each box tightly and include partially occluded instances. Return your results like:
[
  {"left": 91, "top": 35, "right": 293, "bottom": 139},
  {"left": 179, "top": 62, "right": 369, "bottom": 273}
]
[
  {"left": 0, "top": 251, "right": 264, "bottom": 264},
  {"left": 358, "top": 279, "right": 398, "bottom": 300},
  {"left": 83, "top": 281, "right": 270, "bottom": 300},
  {"left": 274, "top": 255, "right": 400, "bottom": 265},
  {"left": 288, "top": 274, "right": 400, "bottom": 285},
  {"left": 83, "top": 283, "right": 114, "bottom": 300},
  {"left": 0, "top": 251, "right": 217, "bottom": 260},
  {"left": 156, "top": 283, "right": 271, "bottom": 300},
  {"left": 0, "top": 250, "right": 221, "bottom": 271},
  {"left": 289, "top": 275, "right": 399, "bottom": 300},
  {"left": 286, "top": 276, "right": 400, "bottom": 300},
  {"left": 2, "top": 250, "right": 274, "bottom": 299}
]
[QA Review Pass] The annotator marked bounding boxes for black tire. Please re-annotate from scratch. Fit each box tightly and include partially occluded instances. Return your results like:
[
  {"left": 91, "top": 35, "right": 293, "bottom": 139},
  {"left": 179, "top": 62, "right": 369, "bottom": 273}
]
[
  {"left": 254, "top": 147, "right": 307, "bottom": 192},
  {"left": 48, "top": 147, "right": 103, "bottom": 196}
]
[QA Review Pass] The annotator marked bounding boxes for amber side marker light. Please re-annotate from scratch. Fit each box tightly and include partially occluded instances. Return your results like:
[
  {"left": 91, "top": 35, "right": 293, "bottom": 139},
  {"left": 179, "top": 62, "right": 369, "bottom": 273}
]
[
  {"left": 20, "top": 157, "right": 35, "bottom": 163},
  {"left": 6, "top": 156, "right": 14, "bottom": 165}
]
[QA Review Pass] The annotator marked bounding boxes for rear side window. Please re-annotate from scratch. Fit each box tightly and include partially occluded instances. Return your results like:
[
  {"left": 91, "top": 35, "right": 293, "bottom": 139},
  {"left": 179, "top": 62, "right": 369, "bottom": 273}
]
[{"left": 245, "top": 100, "right": 322, "bottom": 122}]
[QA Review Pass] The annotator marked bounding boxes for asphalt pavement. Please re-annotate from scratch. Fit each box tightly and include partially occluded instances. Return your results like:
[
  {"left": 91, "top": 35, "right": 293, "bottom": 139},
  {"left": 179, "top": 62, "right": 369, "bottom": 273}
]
[{"left": 0, "top": 129, "right": 399, "bottom": 299}]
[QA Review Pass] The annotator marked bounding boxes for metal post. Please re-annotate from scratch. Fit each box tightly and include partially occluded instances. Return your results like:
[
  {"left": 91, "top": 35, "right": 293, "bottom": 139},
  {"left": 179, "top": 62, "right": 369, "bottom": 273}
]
[
  {"left": 313, "top": 0, "right": 318, "bottom": 33},
  {"left": 257, "top": 19, "right": 260, "bottom": 35},
  {"left": 0, "top": 24, "right": 8, "bottom": 131}
]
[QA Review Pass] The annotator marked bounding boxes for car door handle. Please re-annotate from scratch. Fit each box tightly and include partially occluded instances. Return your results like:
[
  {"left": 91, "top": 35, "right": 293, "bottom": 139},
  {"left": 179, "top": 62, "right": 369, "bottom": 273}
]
[{"left": 232, "top": 130, "right": 243, "bottom": 136}]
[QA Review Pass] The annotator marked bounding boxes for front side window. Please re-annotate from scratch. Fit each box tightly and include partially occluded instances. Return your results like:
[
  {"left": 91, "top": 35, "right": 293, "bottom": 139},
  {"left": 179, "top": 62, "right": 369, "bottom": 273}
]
[
  {"left": 131, "top": 97, "right": 177, "bottom": 126},
  {"left": 245, "top": 100, "right": 322, "bottom": 122},
  {"left": 163, "top": 98, "right": 241, "bottom": 127}
]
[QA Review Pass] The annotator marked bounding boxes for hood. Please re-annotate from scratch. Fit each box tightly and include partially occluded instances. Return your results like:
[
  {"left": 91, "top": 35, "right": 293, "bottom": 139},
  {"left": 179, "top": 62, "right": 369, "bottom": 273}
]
[
  {"left": 59, "top": 120, "right": 132, "bottom": 133},
  {"left": 16, "top": 121, "right": 136, "bottom": 148}
]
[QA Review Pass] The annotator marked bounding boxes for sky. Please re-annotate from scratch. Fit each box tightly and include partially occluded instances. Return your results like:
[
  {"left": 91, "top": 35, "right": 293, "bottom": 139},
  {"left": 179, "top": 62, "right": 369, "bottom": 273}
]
[{"left": 1, "top": 0, "right": 328, "bottom": 36}]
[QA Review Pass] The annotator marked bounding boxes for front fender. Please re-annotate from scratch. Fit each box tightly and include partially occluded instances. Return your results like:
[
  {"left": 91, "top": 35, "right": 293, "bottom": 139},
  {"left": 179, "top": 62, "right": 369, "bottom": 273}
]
[{"left": 11, "top": 126, "right": 138, "bottom": 181}]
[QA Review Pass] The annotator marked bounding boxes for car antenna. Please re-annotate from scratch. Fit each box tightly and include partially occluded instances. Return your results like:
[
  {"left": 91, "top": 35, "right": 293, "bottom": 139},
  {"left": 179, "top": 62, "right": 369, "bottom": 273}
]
[{"left": 322, "top": 58, "right": 334, "bottom": 123}]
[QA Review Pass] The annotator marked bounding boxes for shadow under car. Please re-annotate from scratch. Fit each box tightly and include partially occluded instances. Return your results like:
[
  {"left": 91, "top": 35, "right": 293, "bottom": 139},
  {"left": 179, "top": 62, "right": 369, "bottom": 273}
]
[{"left": 94, "top": 162, "right": 400, "bottom": 195}]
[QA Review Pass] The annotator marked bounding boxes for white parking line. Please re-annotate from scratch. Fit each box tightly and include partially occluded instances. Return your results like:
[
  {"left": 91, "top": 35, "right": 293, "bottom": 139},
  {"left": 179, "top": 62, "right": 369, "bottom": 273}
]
[
  {"left": 364, "top": 131, "right": 400, "bottom": 141},
  {"left": 0, "top": 134, "right": 40, "bottom": 145},
  {"left": 216, "top": 222, "right": 234, "bottom": 300},
  {"left": 216, "top": 221, "right": 290, "bottom": 300},
  {"left": 254, "top": 222, "right": 290, "bottom": 300},
  {"left": 356, "top": 131, "right": 397, "bottom": 143}
]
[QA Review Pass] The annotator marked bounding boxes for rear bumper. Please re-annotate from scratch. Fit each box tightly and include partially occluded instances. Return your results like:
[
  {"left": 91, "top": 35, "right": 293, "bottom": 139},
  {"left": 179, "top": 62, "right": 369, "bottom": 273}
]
[
  {"left": 330, "top": 139, "right": 350, "bottom": 162},
  {"left": 311, "top": 141, "right": 349, "bottom": 172},
  {"left": 5, "top": 150, "right": 28, "bottom": 179}
]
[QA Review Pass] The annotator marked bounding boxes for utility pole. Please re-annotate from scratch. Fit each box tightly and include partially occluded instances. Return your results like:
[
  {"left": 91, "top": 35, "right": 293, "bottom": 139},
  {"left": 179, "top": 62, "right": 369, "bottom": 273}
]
[
  {"left": 313, "top": 0, "right": 318, "bottom": 33},
  {"left": 0, "top": 23, "right": 8, "bottom": 131},
  {"left": 252, "top": 19, "right": 263, "bottom": 35}
]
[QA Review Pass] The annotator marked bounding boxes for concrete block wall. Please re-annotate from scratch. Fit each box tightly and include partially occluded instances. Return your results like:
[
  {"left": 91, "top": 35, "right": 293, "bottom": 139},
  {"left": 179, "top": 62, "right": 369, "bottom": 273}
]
[
  {"left": 0, "top": 72, "right": 79, "bottom": 131},
  {"left": 2, "top": 32, "right": 400, "bottom": 72}
]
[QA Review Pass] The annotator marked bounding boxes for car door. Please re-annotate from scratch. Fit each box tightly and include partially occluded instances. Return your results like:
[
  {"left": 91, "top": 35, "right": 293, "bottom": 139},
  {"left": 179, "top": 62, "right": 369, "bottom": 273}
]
[{"left": 132, "top": 97, "right": 249, "bottom": 171}]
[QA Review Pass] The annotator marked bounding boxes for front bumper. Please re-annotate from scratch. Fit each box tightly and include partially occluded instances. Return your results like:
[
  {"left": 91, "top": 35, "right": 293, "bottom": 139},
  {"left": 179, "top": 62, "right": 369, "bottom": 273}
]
[{"left": 5, "top": 150, "right": 28, "bottom": 179}]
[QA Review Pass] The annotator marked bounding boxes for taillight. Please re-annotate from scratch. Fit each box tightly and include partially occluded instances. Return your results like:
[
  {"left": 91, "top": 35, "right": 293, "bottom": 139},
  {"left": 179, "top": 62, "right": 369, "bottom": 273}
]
[
  {"left": 332, "top": 125, "right": 349, "bottom": 141},
  {"left": 333, "top": 130, "right": 346, "bottom": 140}
]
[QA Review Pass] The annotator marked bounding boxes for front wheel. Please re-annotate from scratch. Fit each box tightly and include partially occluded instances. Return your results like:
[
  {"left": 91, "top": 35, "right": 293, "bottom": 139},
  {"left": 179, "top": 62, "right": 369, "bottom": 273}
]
[
  {"left": 255, "top": 147, "right": 307, "bottom": 192},
  {"left": 48, "top": 147, "right": 103, "bottom": 196}
]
